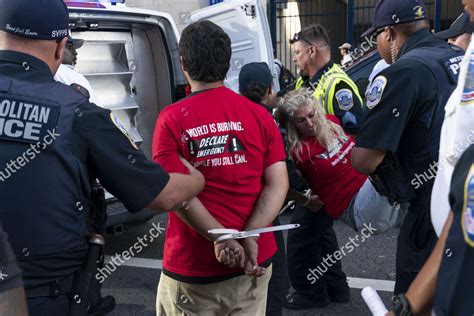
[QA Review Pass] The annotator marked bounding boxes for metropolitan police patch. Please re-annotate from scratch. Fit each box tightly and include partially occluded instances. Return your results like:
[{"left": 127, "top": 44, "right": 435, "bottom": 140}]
[
  {"left": 335, "top": 89, "right": 353, "bottom": 111},
  {"left": 462, "top": 164, "right": 474, "bottom": 247},
  {"left": 110, "top": 113, "right": 139, "bottom": 150},
  {"left": 366, "top": 76, "right": 387, "bottom": 109}
]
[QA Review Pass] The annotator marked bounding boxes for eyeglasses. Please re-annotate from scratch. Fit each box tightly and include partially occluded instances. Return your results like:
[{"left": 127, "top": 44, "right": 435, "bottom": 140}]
[{"left": 290, "top": 32, "right": 314, "bottom": 46}]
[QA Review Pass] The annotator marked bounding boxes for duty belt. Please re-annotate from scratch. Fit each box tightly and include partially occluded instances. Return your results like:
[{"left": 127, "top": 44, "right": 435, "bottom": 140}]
[{"left": 26, "top": 273, "right": 75, "bottom": 298}]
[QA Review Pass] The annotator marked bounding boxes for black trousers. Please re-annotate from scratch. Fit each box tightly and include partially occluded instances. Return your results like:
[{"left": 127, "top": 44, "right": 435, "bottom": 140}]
[
  {"left": 27, "top": 295, "right": 70, "bottom": 316},
  {"left": 286, "top": 204, "right": 346, "bottom": 295},
  {"left": 266, "top": 217, "right": 290, "bottom": 316},
  {"left": 394, "top": 193, "right": 437, "bottom": 294}
]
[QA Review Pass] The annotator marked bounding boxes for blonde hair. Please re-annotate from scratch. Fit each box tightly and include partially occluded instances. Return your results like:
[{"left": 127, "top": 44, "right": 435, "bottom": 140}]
[{"left": 275, "top": 89, "right": 345, "bottom": 162}]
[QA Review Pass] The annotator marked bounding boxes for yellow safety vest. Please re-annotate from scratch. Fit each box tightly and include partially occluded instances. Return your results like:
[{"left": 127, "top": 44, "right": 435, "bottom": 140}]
[{"left": 295, "top": 63, "right": 362, "bottom": 115}]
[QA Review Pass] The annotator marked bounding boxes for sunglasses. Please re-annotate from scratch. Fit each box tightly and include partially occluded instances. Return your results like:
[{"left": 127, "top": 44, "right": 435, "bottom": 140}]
[{"left": 290, "top": 32, "right": 314, "bottom": 46}]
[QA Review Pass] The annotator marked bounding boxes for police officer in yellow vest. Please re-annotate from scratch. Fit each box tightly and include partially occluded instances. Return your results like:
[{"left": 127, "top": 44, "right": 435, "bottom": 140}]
[{"left": 289, "top": 24, "right": 363, "bottom": 135}]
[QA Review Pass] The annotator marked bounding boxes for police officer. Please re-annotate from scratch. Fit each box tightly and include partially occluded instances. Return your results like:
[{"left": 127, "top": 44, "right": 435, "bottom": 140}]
[
  {"left": 385, "top": 144, "right": 474, "bottom": 316},
  {"left": 351, "top": 0, "right": 464, "bottom": 295},
  {"left": 0, "top": 0, "right": 204, "bottom": 315},
  {"left": 289, "top": 23, "right": 363, "bottom": 135},
  {"left": 0, "top": 223, "right": 28, "bottom": 316}
]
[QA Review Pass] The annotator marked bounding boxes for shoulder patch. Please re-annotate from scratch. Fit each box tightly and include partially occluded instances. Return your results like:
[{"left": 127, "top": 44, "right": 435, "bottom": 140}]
[
  {"left": 366, "top": 76, "right": 387, "bottom": 109},
  {"left": 335, "top": 88, "right": 353, "bottom": 111},
  {"left": 461, "top": 51, "right": 474, "bottom": 105},
  {"left": 110, "top": 113, "right": 139, "bottom": 150},
  {"left": 70, "top": 83, "right": 90, "bottom": 100},
  {"left": 462, "top": 164, "right": 474, "bottom": 247}
]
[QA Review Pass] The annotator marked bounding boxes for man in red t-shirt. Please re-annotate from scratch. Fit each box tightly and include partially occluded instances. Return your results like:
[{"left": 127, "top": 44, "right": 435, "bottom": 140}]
[{"left": 152, "top": 20, "right": 288, "bottom": 315}]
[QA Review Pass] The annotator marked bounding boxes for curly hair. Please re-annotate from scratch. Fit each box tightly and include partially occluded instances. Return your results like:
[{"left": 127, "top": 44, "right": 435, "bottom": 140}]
[
  {"left": 275, "top": 89, "right": 345, "bottom": 162},
  {"left": 179, "top": 20, "right": 231, "bottom": 82},
  {"left": 240, "top": 82, "right": 268, "bottom": 104}
]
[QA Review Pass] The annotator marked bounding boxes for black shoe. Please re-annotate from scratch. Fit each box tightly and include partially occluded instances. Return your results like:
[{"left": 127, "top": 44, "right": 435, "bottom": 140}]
[
  {"left": 327, "top": 283, "right": 350, "bottom": 303},
  {"left": 283, "top": 289, "right": 329, "bottom": 310},
  {"left": 88, "top": 295, "right": 116, "bottom": 316}
]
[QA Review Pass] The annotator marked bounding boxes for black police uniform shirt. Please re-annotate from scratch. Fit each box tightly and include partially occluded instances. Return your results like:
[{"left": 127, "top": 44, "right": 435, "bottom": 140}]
[
  {"left": 0, "top": 223, "right": 23, "bottom": 293},
  {"left": 0, "top": 51, "right": 170, "bottom": 288},
  {"left": 434, "top": 144, "right": 474, "bottom": 315},
  {"left": 356, "top": 29, "right": 460, "bottom": 195},
  {"left": 298, "top": 60, "right": 363, "bottom": 135}
]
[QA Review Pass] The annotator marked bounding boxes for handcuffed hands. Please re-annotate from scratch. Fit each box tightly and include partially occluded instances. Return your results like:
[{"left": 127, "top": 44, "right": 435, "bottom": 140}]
[
  {"left": 214, "top": 238, "right": 245, "bottom": 268},
  {"left": 242, "top": 236, "right": 266, "bottom": 277}
]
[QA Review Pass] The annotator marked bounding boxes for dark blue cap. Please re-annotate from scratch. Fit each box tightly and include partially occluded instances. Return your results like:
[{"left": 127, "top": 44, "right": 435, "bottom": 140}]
[
  {"left": 362, "top": 0, "right": 428, "bottom": 37},
  {"left": 435, "top": 12, "right": 474, "bottom": 40},
  {"left": 0, "top": 0, "right": 69, "bottom": 40},
  {"left": 239, "top": 62, "right": 273, "bottom": 93}
]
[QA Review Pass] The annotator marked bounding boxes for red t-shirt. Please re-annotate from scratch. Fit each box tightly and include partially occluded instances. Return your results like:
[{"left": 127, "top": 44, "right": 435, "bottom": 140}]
[
  {"left": 152, "top": 86, "right": 286, "bottom": 277},
  {"left": 292, "top": 115, "right": 367, "bottom": 219}
]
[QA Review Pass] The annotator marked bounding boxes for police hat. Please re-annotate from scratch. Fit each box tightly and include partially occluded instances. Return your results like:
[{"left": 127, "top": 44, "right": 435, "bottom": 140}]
[
  {"left": 0, "top": 0, "right": 69, "bottom": 40},
  {"left": 362, "top": 0, "right": 428, "bottom": 38},
  {"left": 434, "top": 12, "right": 474, "bottom": 40},
  {"left": 238, "top": 62, "right": 273, "bottom": 93}
]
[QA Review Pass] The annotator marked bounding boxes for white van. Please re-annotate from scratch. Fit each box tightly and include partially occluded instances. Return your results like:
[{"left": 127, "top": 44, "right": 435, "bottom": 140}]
[{"left": 65, "top": 0, "right": 277, "bottom": 231}]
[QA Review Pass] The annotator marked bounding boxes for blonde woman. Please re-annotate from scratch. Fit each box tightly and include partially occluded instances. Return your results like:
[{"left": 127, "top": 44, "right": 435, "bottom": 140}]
[{"left": 276, "top": 90, "right": 402, "bottom": 232}]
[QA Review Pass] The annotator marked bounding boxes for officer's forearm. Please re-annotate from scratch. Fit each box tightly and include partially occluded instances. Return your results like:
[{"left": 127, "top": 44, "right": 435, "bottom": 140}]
[
  {"left": 175, "top": 198, "right": 225, "bottom": 242},
  {"left": 0, "top": 287, "right": 28, "bottom": 316},
  {"left": 351, "top": 147, "right": 386, "bottom": 174},
  {"left": 405, "top": 212, "right": 453, "bottom": 315},
  {"left": 244, "top": 162, "right": 288, "bottom": 231},
  {"left": 147, "top": 172, "right": 204, "bottom": 213}
]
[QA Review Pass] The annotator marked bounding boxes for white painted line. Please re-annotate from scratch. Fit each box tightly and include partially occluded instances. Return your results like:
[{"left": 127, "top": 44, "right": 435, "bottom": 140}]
[
  {"left": 104, "top": 256, "right": 163, "bottom": 270},
  {"left": 105, "top": 256, "right": 395, "bottom": 292},
  {"left": 348, "top": 277, "right": 395, "bottom": 292}
]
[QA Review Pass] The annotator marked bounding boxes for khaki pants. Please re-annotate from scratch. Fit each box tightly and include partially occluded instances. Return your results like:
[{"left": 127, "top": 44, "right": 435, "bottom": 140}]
[{"left": 156, "top": 265, "right": 272, "bottom": 316}]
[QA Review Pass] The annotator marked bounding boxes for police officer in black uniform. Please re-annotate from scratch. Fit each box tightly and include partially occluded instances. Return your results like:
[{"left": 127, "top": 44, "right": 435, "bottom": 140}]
[
  {"left": 385, "top": 145, "right": 474, "bottom": 316},
  {"left": 351, "top": 0, "right": 464, "bottom": 295},
  {"left": 0, "top": 0, "right": 205, "bottom": 315},
  {"left": 0, "top": 223, "right": 28, "bottom": 316}
]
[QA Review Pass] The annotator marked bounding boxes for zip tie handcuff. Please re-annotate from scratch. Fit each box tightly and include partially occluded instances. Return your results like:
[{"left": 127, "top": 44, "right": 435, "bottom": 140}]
[{"left": 208, "top": 224, "right": 300, "bottom": 243}]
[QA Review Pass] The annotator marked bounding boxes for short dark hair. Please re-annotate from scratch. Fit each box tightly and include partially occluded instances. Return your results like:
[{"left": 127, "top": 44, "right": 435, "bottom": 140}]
[
  {"left": 240, "top": 82, "right": 269, "bottom": 104},
  {"left": 179, "top": 20, "right": 231, "bottom": 83},
  {"left": 392, "top": 20, "right": 430, "bottom": 36},
  {"left": 290, "top": 23, "right": 330, "bottom": 47}
]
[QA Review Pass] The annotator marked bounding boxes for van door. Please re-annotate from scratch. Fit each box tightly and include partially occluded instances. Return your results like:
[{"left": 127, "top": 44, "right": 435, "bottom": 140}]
[{"left": 186, "top": 0, "right": 279, "bottom": 92}]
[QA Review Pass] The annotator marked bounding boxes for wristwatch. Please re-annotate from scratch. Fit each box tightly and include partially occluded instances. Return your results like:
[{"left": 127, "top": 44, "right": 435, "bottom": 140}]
[{"left": 392, "top": 293, "right": 413, "bottom": 316}]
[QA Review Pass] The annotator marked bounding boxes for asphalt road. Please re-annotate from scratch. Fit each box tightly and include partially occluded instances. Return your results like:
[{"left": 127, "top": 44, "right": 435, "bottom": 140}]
[{"left": 101, "top": 210, "right": 398, "bottom": 316}]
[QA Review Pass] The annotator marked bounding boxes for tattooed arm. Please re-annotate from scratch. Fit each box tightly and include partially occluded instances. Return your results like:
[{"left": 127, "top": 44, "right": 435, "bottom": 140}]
[{"left": 242, "top": 161, "right": 288, "bottom": 276}]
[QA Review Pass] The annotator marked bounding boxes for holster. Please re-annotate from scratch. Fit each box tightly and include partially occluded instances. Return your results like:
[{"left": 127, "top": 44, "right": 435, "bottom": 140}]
[
  {"left": 369, "top": 152, "right": 417, "bottom": 205},
  {"left": 68, "top": 235, "right": 105, "bottom": 316}
]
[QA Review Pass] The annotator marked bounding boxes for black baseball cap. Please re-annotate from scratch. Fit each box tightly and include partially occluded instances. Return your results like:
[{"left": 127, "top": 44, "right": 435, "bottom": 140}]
[
  {"left": 67, "top": 30, "right": 84, "bottom": 50},
  {"left": 238, "top": 62, "right": 273, "bottom": 93},
  {"left": 0, "top": 0, "right": 69, "bottom": 40},
  {"left": 362, "top": 0, "right": 428, "bottom": 38},
  {"left": 435, "top": 12, "right": 474, "bottom": 40}
]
